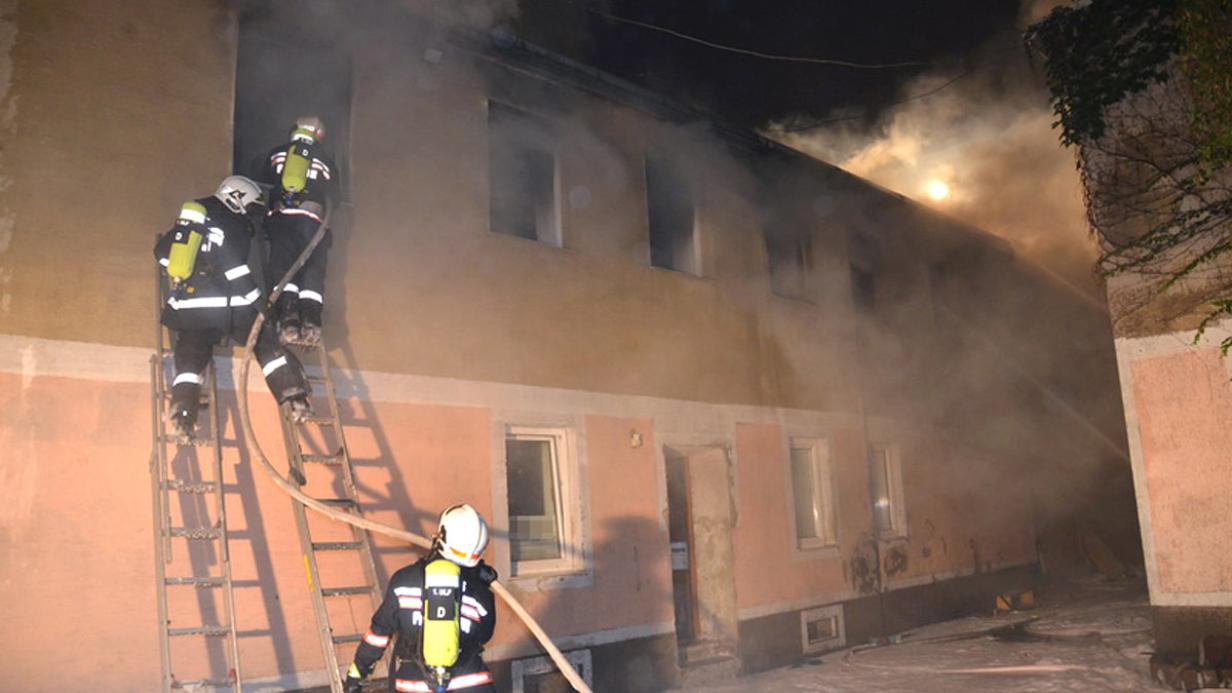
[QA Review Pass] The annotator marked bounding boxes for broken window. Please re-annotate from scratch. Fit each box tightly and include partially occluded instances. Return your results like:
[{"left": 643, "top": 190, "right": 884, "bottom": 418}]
[
  {"left": 790, "top": 439, "right": 837, "bottom": 549},
  {"left": 233, "top": 9, "right": 352, "bottom": 186},
  {"left": 869, "top": 445, "right": 907, "bottom": 537},
  {"left": 766, "top": 230, "right": 812, "bottom": 300},
  {"left": 511, "top": 650, "right": 592, "bottom": 693},
  {"left": 505, "top": 426, "right": 581, "bottom": 576},
  {"left": 488, "top": 102, "right": 560, "bottom": 245},
  {"left": 645, "top": 154, "right": 699, "bottom": 274}
]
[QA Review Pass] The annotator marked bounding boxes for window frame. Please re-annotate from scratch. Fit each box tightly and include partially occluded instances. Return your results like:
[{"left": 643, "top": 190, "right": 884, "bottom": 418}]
[
  {"left": 486, "top": 100, "right": 563, "bottom": 247},
  {"left": 511, "top": 649, "right": 593, "bottom": 693},
  {"left": 643, "top": 152, "right": 702, "bottom": 276},
  {"left": 493, "top": 418, "right": 591, "bottom": 588},
  {"left": 787, "top": 437, "right": 839, "bottom": 552},
  {"left": 869, "top": 443, "right": 908, "bottom": 539},
  {"left": 799, "top": 604, "right": 846, "bottom": 654},
  {"left": 766, "top": 231, "right": 814, "bottom": 301}
]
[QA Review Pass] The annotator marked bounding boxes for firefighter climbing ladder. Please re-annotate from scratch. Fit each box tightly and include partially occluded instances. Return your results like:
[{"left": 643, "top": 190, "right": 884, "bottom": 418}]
[
  {"left": 277, "top": 340, "right": 384, "bottom": 692},
  {"left": 149, "top": 270, "right": 243, "bottom": 691}
]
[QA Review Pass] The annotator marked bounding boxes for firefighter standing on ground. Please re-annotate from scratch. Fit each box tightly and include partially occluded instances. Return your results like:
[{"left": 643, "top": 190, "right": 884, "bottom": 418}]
[
  {"left": 259, "top": 115, "right": 338, "bottom": 347},
  {"left": 343, "top": 504, "right": 498, "bottom": 693},
  {"left": 154, "top": 176, "right": 313, "bottom": 438}
]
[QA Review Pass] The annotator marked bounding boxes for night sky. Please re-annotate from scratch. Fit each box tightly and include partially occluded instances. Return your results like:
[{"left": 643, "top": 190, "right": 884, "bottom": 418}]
[{"left": 517, "top": 0, "right": 1024, "bottom": 128}]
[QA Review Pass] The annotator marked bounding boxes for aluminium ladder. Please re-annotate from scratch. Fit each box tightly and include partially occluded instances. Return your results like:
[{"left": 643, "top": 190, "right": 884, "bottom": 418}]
[
  {"left": 149, "top": 270, "right": 243, "bottom": 691},
  {"left": 277, "top": 339, "right": 384, "bottom": 693}
]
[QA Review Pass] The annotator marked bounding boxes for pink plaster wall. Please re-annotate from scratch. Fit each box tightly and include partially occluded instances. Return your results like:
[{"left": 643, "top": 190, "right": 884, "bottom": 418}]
[
  {"left": 731, "top": 423, "right": 1037, "bottom": 615},
  {"left": 1132, "top": 348, "right": 1232, "bottom": 594}
]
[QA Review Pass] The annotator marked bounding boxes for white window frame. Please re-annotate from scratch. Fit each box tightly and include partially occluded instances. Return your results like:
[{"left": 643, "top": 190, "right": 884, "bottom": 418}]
[
  {"left": 870, "top": 444, "right": 908, "bottom": 539},
  {"left": 800, "top": 604, "right": 846, "bottom": 654},
  {"left": 511, "top": 649, "right": 592, "bottom": 693},
  {"left": 495, "top": 420, "right": 590, "bottom": 586},
  {"left": 788, "top": 437, "right": 838, "bottom": 551},
  {"left": 642, "top": 152, "right": 703, "bottom": 277}
]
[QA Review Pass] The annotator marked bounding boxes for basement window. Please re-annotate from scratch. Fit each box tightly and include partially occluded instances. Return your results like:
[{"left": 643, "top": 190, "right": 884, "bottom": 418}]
[
  {"left": 800, "top": 604, "right": 846, "bottom": 654},
  {"left": 511, "top": 649, "right": 592, "bottom": 693},
  {"left": 645, "top": 154, "right": 699, "bottom": 275},
  {"left": 505, "top": 426, "right": 581, "bottom": 576},
  {"left": 767, "top": 231, "right": 812, "bottom": 300},
  {"left": 489, "top": 102, "right": 561, "bottom": 245},
  {"left": 790, "top": 438, "right": 837, "bottom": 549},
  {"left": 869, "top": 445, "right": 907, "bottom": 538}
]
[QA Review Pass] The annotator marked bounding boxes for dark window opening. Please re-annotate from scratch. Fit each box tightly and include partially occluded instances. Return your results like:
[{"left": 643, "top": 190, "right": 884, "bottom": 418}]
[
  {"left": 767, "top": 231, "right": 812, "bottom": 299},
  {"left": 850, "top": 263, "right": 876, "bottom": 310},
  {"left": 645, "top": 154, "right": 698, "bottom": 274},
  {"left": 233, "top": 10, "right": 352, "bottom": 191},
  {"left": 806, "top": 615, "right": 839, "bottom": 645},
  {"left": 489, "top": 102, "right": 559, "bottom": 244}
]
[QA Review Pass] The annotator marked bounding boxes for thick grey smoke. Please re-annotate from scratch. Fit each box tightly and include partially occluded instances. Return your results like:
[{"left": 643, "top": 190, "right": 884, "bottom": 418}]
[{"left": 766, "top": 1, "right": 1102, "bottom": 303}]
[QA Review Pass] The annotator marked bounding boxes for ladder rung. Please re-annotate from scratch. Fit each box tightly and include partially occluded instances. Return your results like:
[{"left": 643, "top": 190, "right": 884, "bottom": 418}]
[
  {"left": 312, "top": 541, "right": 364, "bottom": 552},
  {"left": 332, "top": 633, "right": 364, "bottom": 645},
  {"left": 306, "top": 375, "right": 328, "bottom": 384},
  {"left": 168, "top": 625, "right": 232, "bottom": 638},
  {"left": 165, "top": 576, "right": 226, "bottom": 587},
  {"left": 302, "top": 453, "right": 343, "bottom": 465},
  {"left": 164, "top": 479, "right": 220, "bottom": 494},
  {"left": 172, "top": 678, "right": 235, "bottom": 689},
  {"left": 299, "top": 415, "right": 336, "bottom": 426},
  {"left": 162, "top": 435, "right": 212, "bottom": 447},
  {"left": 321, "top": 586, "right": 373, "bottom": 597},
  {"left": 169, "top": 527, "right": 222, "bottom": 540}
]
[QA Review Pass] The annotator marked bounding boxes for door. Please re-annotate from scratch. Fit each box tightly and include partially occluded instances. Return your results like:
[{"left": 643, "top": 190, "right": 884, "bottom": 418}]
[{"left": 664, "top": 445, "right": 739, "bottom": 652}]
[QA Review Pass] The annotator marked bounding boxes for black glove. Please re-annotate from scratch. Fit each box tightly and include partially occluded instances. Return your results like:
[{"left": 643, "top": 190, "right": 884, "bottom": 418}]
[
  {"left": 477, "top": 560, "right": 498, "bottom": 585},
  {"left": 342, "top": 674, "right": 364, "bottom": 693}
]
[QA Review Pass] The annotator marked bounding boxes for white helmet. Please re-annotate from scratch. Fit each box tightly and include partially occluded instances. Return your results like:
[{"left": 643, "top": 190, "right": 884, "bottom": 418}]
[
  {"left": 437, "top": 504, "right": 489, "bottom": 567},
  {"left": 215, "top": 175, "right": 264, "bottom": 215},
  {"left": 292, "top": 115, "right": 326, "bottom": 142}
]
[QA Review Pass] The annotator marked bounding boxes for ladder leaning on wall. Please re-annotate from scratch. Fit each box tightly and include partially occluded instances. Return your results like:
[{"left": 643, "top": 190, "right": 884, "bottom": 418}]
[
  {"left": 277, "top": 339, "right": 385, "bottom": 693},
  {"left": 149, "top": 265, "right": 243, "bottom": 692}
]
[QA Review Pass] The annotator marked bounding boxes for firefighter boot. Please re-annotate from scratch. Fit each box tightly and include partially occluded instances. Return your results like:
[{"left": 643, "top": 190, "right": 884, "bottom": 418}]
[
  {"left": 286, "top": 393, "right": 314, "bottom": 424},
  {"left": 167, "top": 402, "right": 197, "bottom": 442},
  {"left": 276, "top": 293, "right": 302, "bottom": 346},
  {"left": 299, "top": 300, "right": 323, "bottom": 347}
]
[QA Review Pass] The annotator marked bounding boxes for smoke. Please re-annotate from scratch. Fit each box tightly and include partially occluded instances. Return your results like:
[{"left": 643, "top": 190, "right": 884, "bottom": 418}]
[{"left": 766, "top": 1, "right": 1102, "bottom": 302}]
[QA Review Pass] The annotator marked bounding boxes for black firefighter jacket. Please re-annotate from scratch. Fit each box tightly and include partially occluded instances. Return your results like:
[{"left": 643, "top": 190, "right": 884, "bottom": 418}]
[
  {"left": 154, "top": 196, "right": 261, "bottom": 332},
  {"left": 352, "top": 555, "right": 497, "bottom": 690}
]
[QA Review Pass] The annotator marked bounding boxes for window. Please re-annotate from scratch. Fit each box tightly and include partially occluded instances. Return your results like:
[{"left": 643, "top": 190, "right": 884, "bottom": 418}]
[
  {"left": 645, "top": 154, "right": 699, "bottom": 274},
  {"left": 233, "top": 11, "right": 352, "bottom": 186},
  {"left": 789, "top": 439, "right": 837, "bottom": 549},
  {"left": 504, "top": 426, "right": 580, "bottom": 575},
  {"left": 869, "top": 445, "right": 906, "bottom": 537},
  {"left": 489, "top": 102, "right": 560, "bottom": 245},
  {"left": 800, "top": 605, "right": 846, "bottom": 653},
  {"left": 850, "top": 262, "right": 876, "bottom": 310},
  {"left": 511, "top": 650, "right": 592, "bottom": 693},
  {"left": 766, "top": 231, "right": 812, "bottom": 299}
]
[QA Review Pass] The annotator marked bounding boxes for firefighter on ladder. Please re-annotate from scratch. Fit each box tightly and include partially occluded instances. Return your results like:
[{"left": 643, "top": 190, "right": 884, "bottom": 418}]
[
  {"left": 155, "top": 176, "right": 314, "bottom": 439},
  {"left": 343, "top": 505, "right": 498, "bottom": 693},
  {"left": 259, "top": 115, "right": 338, "bottom": 348}
]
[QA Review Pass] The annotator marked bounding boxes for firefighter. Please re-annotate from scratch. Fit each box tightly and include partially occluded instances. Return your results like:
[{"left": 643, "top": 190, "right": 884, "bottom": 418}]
[
  {"left": 155, "top": 175, "right": 313, "bottom": 439},
  {"left": 259, "top": 115, "right": 339, "bottom": 347},
  {"left": 343, "top": 504, "right": 498, "bottom": 693}
]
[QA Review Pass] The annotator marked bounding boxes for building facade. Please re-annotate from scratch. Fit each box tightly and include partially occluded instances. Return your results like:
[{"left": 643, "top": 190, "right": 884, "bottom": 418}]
[{"left": 0, "top": 2, "right": 1130, "bottom": 690}]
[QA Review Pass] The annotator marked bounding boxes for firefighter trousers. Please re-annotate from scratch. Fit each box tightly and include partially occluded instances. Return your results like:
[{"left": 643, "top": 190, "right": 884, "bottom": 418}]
[
  {"left": 267, "top": 210, "right": 331, "bottom": 325},
  {"left": 169, "top": 320, "right": 308, "bottom": 423}
]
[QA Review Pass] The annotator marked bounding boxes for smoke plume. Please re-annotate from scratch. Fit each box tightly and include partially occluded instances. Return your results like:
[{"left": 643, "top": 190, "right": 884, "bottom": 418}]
[{"left": 767, "top": 1, "right": 1101, "bottom": 302}]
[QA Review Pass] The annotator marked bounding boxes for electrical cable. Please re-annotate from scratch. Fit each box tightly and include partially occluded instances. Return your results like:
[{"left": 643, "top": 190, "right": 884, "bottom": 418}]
[
  {"left": 587, "top": 7, "right": 928, "bottom": 70},
  {"left": 235, "top": 211, "right": 593, "bottom": 693}
]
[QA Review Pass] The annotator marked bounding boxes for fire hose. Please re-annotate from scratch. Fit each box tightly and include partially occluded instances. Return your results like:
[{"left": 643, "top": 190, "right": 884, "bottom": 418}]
[{"left": 236, "top": 209, "right": 592, "bottom": 693}]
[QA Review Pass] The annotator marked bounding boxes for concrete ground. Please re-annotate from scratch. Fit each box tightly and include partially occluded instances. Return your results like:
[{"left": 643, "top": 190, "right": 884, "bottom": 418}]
[{"left": 678, "top": 578, "right": 1159, "bottom": 693}]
